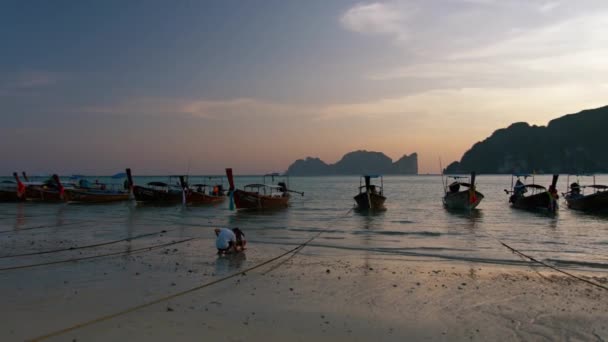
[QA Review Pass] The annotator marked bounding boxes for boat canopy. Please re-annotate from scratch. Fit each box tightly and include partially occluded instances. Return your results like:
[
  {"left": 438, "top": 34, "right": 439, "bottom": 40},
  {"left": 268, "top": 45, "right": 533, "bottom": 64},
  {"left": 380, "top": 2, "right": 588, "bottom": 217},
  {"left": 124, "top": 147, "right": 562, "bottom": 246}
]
[
  {"left": 147, "top": 181, "right": 168, "bottom": 187},
  {"left": 362, "top": 174, "right": 382, "bottom": 178},
  {"left": 450, "top": 181, "right": 473, "bottom": 187},
  {"left": 264, "top": 173, "right": 282, "bottom": 177},
  {"left": 513, "top": 173, "right": 531, "bottom": 177},
  {"left": 588, "top": 184, "right": 608, "bottom": 190},
  {"left": 524, "top": 184, "right": 546, "bottom": 190},
  {"left": 244, "top": 183, "right": 283, "bottom": 190}
]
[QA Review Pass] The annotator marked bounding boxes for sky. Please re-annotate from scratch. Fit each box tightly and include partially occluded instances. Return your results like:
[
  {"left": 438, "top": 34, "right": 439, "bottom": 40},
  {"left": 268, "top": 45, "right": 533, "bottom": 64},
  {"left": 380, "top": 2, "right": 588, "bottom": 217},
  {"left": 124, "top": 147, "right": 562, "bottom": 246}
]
[{"left": 1, "top": 0, "right": 607, "bottom": 175}]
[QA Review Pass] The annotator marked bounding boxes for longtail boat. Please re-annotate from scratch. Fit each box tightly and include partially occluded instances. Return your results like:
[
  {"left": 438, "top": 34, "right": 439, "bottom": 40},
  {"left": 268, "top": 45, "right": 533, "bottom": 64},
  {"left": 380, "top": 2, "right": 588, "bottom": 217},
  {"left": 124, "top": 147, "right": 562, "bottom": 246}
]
[
  {"left": 63, "top": 174, "right": 130, "bottom": 204},
  {"left": 505, "top": 174, "right": 559, "bottom": 212},
  {"left": 354, "top": 175, "right": 386, "bottom": 211},
  {"left": 442, "top": 172, "right": 484, "bottom": 210},
  {"left": 181, "top": 176, "right": 226, "bottom": 205},
  {"left": 225, "top": 168, "right": 303, "bottom": 210},
  {"left": 0, "top": 174, "right": 21, "bottom": 202},
  {"left": 22, "top": 174, "right": 66, "bottom": 202},
  {"left": 563, "top": 175, "right": 608, "bottom": 212},
  {"left": 126, "top": 168, "right": 185, "bottom": 204}
]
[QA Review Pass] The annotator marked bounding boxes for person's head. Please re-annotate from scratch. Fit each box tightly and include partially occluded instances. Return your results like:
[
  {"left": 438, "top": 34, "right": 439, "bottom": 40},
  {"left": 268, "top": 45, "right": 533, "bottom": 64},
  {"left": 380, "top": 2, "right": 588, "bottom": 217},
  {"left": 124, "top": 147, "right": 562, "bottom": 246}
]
[
  {"left": 214, "top": 228, "right": 221, "bottom": 236},
  {"left": 232, "top": 227, "right": 244, "bottom": 238}
]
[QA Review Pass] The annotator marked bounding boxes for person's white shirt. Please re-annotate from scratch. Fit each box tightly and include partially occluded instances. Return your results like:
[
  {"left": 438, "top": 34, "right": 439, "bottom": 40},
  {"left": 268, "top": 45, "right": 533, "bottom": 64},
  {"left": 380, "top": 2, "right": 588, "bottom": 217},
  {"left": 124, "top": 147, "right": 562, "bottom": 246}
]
[{"left": 216, "top": 228, "right": 236, "bottom": 250}]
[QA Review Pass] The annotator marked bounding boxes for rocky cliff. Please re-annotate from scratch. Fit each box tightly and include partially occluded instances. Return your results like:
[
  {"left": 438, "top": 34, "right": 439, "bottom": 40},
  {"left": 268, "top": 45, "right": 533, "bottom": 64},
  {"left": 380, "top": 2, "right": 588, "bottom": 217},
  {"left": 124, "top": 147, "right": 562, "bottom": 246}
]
[
  {"left": 445, "top": 105, "right": 608, "bottom": 174},
  {"left": 286, "top": 150, "right": 418, "bottom": 175}
]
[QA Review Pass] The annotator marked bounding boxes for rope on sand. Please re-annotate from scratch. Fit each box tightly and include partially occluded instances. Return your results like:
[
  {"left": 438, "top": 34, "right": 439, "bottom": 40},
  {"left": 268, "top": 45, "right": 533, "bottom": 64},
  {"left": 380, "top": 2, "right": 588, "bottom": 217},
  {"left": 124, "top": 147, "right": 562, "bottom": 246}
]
[
  {"left": 499, "top": 241, "right": 608, "bottom": 291},
  {"left": 0, "top": 220, "right": 98, "bottom": 234},
  {"left": 0, "top": 238, "right": 195, "bottom": 272},
  {"left": 0, "top": 230, "right": 171, "bottom": 259},
  {"left": 27, "top": 208, "right": 354, "bottom": 341}
]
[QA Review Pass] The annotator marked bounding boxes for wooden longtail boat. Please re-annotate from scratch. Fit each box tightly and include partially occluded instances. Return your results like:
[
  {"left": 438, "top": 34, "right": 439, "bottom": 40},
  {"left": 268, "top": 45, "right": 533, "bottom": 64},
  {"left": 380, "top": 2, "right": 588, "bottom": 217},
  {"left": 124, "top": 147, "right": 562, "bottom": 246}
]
[
  {"left": 563, "top": 175, "right": 608, "bottom": 212},
  {"left": 354, "top": 175, "right": 386, "bottom": 211},
  {"left": 180, "top": 176, "right": 226, "bottom": 205},
  {"left": 442, "top": 172, "right": 484, "bottom": 210},
  {"left": 505, "top": 174, "right": 559, "bottom": 212},
  {"left": 126, "top": 168, "right": 185, "bottom": 204},
  {"left": 22, "top": 174, "right": 66, "bottom": 202},
  {"left": 64, "top": 173, "right": 130, "bottom": 204},
  {"left": 225, "top": 168, "right": 303, "bottom": 210},
  {"left": 0, "top": 176, "right": 20, "bottom": 202}
]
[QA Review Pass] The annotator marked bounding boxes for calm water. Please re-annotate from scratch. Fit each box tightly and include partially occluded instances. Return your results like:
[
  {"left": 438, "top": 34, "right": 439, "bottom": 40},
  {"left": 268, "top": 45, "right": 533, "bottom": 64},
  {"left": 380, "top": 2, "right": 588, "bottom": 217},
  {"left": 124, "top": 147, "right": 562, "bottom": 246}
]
[{"left": 1, "top": 175, "right": 607, "bottom": 272}]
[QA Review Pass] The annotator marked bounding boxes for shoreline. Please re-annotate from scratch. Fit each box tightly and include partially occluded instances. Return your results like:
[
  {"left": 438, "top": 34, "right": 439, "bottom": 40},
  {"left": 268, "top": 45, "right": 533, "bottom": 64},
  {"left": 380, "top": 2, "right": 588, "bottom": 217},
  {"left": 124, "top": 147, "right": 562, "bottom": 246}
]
[{"left": 2, "top": 241, "right": 607, "bottom": 341}]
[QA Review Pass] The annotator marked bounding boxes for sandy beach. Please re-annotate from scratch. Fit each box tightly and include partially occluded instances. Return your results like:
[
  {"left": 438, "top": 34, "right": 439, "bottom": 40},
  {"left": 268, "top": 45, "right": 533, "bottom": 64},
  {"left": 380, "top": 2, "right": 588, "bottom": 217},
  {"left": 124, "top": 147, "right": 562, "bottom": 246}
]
[{"left": 2, "top": 235, "right": 607, "bottom": 342}]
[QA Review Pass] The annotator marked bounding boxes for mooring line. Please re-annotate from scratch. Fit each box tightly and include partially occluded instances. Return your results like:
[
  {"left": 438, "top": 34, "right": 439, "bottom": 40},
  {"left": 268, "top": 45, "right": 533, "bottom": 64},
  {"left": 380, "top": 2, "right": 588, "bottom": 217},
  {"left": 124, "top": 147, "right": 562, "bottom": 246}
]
[
  {"left": 0, "top": 230, "right": 171, "bottom": 259},
  {"left": 0, "top": 220, "right": 98, "bottom": 234},
  {"left": 499, "top": 241, "right": 608, "bottom": 291},
  {"left": 27, "top": 208, "right": 354, "bottom": 341},
  {"left": 0, "top": 238, "right": 195, "bottom": 272}
]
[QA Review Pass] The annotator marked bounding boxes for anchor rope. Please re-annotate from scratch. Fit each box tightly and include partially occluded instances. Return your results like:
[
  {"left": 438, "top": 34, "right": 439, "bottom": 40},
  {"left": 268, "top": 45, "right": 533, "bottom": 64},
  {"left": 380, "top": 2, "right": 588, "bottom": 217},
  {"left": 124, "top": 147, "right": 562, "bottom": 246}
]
[
  {"left": 0, "top": 229, "right": 171, "bottom": 259},
  {"left": 27, "top": 208, "right": 354, "bottom": 341},
  {"left": 0, "top": 238, "right": 195, "bottom": 272}
]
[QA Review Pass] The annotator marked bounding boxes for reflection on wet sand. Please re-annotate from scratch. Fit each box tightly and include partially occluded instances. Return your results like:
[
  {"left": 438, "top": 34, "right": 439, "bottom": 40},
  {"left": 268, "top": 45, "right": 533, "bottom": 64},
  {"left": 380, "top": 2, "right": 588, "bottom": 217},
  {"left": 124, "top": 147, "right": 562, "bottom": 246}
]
[{"left": 214, "top": 252, "right": 247, "bottom": 275}]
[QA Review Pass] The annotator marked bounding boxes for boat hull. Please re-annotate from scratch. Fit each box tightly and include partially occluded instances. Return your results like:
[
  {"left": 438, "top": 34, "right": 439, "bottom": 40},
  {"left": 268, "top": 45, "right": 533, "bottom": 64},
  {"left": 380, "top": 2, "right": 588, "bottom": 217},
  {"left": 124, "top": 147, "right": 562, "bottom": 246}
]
[
  {"left": 565, "top": 191, "right": 608, "bottom": 211},
  {"left": 0, "top": 189, "right": 21, "bottom": 202},
  {"left": 510, "top": 192, "right": 557, "bottom": 212},
  {"left": 187, "top": 191, "right": 225, "bottom": 205},
  {"left": 443, "top": 190, "right": 484, "bottom": 210},
  {"left": 64, "top": 189, "right": 129, "bottom": 204},
  {"left": 354, "top": 192, "right": 386, "bottom": 211},
  {"left": 132, "top": 185, "right": 183, "bottom": 204},
  {"left": 25, "top": 186, "right": 64, "bottom": 202},
  {"left": 232, "top": 190, "right": 289, "bottom": 210}
]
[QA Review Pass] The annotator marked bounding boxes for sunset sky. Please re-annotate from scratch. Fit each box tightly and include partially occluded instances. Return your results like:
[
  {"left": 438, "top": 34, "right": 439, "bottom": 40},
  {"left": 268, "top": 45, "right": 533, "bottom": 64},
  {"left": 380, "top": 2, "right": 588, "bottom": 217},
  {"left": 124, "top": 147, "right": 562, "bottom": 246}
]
[{"left": 1, "top": 0, "right": 607, "bottom": 175}]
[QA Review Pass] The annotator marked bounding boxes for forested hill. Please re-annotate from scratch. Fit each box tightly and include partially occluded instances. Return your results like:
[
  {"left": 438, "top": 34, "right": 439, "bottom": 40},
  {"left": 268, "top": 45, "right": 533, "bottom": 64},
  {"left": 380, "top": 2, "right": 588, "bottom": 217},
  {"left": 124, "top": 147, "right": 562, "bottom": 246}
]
[{"left": 445, "top": 105, "right": 608, "bottom": 174}]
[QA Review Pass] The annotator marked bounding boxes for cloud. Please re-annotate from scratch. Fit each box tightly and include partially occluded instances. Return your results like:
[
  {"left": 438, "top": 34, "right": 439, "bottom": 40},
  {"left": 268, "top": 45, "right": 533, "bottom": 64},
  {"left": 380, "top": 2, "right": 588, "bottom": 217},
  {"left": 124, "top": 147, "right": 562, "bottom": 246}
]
[
  {"left": 448, "top": 11, "right": 608, "bottom": 61},
  {"left": 80, "top": 97, "right": 315, "bottom": 121},
  {"left": 339, "top": 1, "right": 608, "bottom": 94},
  {"left": 317, "top": 83, "right": 608, "bottom": 126},
  {"left": 539, "top": 1, "right": 561, "bottom": 13},
  {"left": 4, "top": 71, "right": 64, "bottom": 89},
  {"left": 0, "top": 70, "right": 66, "bottom": 97},
  {"left": 340, "top": 2, "right": 410, "bottom": 40}
]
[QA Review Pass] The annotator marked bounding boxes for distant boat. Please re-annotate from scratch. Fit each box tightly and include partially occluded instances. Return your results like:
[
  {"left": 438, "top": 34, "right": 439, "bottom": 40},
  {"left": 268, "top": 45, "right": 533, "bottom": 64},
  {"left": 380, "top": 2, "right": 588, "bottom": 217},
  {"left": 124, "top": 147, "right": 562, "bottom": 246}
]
[
  {"left": 563, "top": 175, "right": 608, "bottom": 212},
  {"left": 20, "top": 173, "right": 66, "bottom": 202},
  {"left": 354, "top": 175, "right": 386, "bottom": 211},
  {"left": 225, "top": 168, "right": 303, "bottom": 210},
  {"left": 442, "top": 172, "right": 484, "bottom": 210},
  {"left": 505, "top": 174, "right": 559, "bottom": 212},
  {"left": 63, "top": 175, "right": 130, "bottom": 204},
  {"left": 180, "top": 176, "right": 226, "bottom": 205},
  {"left": 126, "top": 168, "right": 185, "bottom": 204},
  {"left": 0, "top": 174, "right": 21, "bottom": 202}
]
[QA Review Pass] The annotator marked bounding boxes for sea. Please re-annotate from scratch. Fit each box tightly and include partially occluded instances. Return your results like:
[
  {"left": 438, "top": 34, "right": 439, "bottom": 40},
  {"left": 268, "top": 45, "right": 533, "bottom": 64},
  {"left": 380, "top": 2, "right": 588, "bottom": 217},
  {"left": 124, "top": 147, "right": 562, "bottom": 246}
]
[{"left": 1, "top": 174, "right": 607, "bottom": 273}]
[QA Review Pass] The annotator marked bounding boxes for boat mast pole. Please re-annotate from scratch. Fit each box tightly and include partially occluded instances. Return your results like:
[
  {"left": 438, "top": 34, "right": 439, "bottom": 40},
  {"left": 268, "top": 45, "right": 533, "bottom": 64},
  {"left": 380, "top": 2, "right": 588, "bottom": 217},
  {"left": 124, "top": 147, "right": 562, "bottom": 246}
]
[{"left": 439, "top": 158, "right": 446, "bottom": 193}]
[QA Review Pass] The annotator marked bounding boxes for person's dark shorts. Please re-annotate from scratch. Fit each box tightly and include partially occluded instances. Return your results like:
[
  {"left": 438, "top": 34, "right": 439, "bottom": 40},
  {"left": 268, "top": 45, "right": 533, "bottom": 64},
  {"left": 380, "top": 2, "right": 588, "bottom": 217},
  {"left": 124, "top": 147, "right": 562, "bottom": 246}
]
[{"left": 217, "top": 241, "right": 235, "bottom": 254}]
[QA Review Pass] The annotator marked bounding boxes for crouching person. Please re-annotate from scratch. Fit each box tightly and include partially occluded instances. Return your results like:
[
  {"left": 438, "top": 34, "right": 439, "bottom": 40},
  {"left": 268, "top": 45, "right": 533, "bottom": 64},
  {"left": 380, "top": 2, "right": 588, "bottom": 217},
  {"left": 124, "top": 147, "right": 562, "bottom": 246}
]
[
  {"left": 232, "top": 227, "right": 246, "bottom": 251},
  {"left": 215, "top": 228, "right": 236, "bottom": 255}
]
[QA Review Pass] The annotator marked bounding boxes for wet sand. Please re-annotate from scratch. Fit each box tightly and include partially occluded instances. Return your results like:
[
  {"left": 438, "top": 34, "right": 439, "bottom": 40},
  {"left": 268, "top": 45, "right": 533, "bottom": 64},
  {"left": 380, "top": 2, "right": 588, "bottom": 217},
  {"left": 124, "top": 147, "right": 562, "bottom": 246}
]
[{"left": 1, "top": 236, "right": 607, "bottom": 342}]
